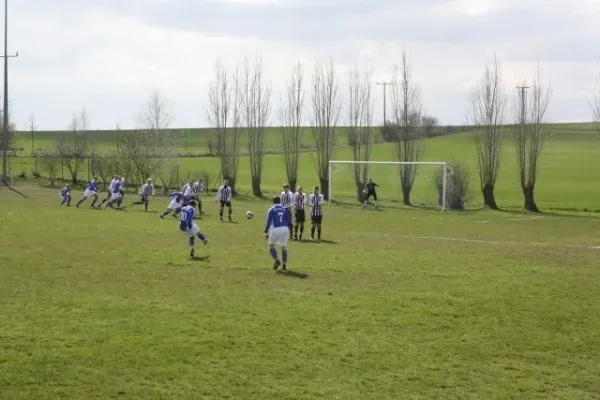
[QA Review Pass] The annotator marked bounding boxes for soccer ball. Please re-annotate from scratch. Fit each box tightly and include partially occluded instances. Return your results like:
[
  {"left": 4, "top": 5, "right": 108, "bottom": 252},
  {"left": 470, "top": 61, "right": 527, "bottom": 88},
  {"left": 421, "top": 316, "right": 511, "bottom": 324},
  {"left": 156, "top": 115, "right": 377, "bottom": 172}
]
[{"left": 246, "top": 211, "right": 254, "bottom": 219}]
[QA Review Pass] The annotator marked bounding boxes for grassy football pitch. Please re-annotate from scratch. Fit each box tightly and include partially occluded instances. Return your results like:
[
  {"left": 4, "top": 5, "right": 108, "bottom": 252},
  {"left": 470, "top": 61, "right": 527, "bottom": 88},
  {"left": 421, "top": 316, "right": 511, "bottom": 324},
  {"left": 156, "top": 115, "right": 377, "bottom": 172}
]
[{"left": 1, "top": 186, "right": 600, "bottom": 399}]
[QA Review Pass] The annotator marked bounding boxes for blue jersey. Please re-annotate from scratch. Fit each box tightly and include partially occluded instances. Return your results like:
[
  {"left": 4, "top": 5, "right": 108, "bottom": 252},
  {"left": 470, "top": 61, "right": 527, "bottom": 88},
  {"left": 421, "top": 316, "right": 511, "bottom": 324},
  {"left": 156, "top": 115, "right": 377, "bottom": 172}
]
[
  {"left": 169, "top": 191, "right": 186, "bottom": 204},
  {"left": 60, "top": 186, "right": 70, "bottom": 199},
  {"left": 88, "top": 180, "right": 98, "bottom": 192},
  {"left": 112, "top": 180, "right": 121, "bottom": 193},
  {"left": 179, "top": 205, "right": 196, "bottom": 231},
  {"left": 264, "top": 204, "right": 291, "bottom": 234}
]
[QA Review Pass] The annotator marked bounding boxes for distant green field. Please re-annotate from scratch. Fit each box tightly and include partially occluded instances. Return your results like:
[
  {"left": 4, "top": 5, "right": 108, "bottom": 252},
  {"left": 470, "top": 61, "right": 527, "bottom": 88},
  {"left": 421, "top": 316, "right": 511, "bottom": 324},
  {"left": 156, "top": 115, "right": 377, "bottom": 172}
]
[{"left": 8, "top": 123, "right": 599, "bottom": 212}]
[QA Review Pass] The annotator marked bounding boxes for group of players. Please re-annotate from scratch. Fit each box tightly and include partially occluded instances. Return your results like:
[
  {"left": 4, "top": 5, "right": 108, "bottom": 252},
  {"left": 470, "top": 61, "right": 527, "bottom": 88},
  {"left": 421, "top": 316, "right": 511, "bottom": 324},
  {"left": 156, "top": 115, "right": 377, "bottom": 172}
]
[{"left": 57, "top": 175, "right": 332, "bottom": 270}]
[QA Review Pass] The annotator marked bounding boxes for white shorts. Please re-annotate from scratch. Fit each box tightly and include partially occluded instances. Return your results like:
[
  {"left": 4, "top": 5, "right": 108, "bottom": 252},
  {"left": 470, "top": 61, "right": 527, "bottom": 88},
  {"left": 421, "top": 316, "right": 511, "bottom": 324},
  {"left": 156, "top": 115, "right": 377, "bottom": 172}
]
[
  {"left": 84, "top": 189, "right": 98, "bottom": 198},
  {"left": 110, "top": 192, "right": 122, "bottom": 201},
  {"left": 182, "top": 223, "right": 200, "bottom": 238},
  {"left": 168, "top": 199, "right": 182, "bottom": 210},
  {"left": 268, "top": 227, "right": 289, "bottom": 246}
]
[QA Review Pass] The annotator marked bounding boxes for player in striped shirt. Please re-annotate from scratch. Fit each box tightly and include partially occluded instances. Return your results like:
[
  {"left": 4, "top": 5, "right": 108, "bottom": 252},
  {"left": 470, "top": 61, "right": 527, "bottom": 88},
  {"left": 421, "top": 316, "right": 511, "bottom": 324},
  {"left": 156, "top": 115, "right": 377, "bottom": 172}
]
[
  {"left": 280, "top": 183, "right": 295, "bottom": 240},
  {"left": 309, "top": 186, "right": 324, "bottom": 241},
  {"left": 59, "top": 184, "right": 71, "bottom": 207},
  {"left": 115, "top": 176, "right": 126, "bottom": 207},
  {"left": 104, "top": 178, "right": 123, "bottom": 209},
  {"left": 191, "top": 180, "right": 204, "bottom": 214},
  {"left": 293, "top": 185, "right": 307, "bottom": 240},
  {"left": 216, "top": 179, "right": 233, "bottom": 222},
  {"left": 131, "top": 178, "right": 155, "bottom": 212},
  {"left": 179, "top": 200, "right": 208, "bottom": 258},
  {"left": 75, "top": 176, "right": 100, "bottom": 208},
  {"left": 100, "top": 175, "right": 119, "bottom": 206}
]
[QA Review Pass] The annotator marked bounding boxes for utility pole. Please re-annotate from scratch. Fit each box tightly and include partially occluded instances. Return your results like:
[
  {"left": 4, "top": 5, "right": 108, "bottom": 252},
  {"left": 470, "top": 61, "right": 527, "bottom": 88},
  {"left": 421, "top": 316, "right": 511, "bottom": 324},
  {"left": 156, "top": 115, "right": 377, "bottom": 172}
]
[
  {"left": 517, "top": 86, "right": 529, "bottom": 126},
  {"left": 376, "top": 81, "right": 392, "bottom": 125},
  {"left": 2, "top": 0, "right": 18, "bottom": 183}
]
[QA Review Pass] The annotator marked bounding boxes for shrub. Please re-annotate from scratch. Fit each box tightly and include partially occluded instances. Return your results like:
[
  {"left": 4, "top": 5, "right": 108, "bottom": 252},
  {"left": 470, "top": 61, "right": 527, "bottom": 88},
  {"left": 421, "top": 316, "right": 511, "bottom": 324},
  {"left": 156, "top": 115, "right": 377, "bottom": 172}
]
[{"left": 434, "top": 161, "right": 471, "bottom": 210}]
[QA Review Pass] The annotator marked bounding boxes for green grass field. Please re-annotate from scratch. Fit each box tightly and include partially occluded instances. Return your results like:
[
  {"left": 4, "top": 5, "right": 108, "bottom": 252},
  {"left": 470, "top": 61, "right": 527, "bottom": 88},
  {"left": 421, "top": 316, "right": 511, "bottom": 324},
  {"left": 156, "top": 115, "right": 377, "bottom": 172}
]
[
  {"left": 1, "top": 186, "right": 600, "bottom": 399},
  {"left": 2, "top": 122, "right": 600, "bottom": 398}
]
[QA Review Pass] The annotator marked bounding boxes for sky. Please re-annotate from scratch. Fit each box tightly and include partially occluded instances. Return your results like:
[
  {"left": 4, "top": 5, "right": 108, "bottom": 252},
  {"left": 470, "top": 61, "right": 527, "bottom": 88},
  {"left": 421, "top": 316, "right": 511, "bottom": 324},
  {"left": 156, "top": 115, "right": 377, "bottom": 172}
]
[{"left": 7, "top": 0, "right": 600, "bottom": 130}]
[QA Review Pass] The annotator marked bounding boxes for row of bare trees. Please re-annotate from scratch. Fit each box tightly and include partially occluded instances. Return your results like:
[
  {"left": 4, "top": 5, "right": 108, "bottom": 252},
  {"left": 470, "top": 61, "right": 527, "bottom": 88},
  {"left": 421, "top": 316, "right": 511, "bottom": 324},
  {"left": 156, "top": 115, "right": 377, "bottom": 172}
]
[
  {"left": 207, "top": 52, "right": 430, "bottom": 202},
  {"left": 468, "top": 58, "right": 552, "bottom": 212}
]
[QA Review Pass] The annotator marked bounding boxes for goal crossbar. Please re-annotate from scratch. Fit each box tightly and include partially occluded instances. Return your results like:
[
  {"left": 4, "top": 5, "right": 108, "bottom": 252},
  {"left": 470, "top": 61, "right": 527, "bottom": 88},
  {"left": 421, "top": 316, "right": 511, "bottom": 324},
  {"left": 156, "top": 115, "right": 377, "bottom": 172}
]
[{"left": 327, "top": 160, "right": 449, "bottom": 210}]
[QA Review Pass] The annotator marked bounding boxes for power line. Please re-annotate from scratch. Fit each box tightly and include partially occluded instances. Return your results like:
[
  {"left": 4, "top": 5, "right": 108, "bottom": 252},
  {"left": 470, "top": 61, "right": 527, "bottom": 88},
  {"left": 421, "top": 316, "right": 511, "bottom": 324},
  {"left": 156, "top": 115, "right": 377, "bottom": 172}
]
[
  {"left": 376, "top": 81, "right": 392, "bottom": 125},
  {"left": 2, "top": 0, "right": 18, "bottom": 184}
]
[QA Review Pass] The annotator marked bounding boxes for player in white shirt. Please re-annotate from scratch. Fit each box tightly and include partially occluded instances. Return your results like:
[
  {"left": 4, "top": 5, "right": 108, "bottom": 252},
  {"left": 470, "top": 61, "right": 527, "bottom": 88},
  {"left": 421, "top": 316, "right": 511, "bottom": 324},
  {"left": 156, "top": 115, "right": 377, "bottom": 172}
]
[
  {"left": 131, "top": 178, "right": 155, "bottom": 212},
  {"left": 280, "top": 183, "right": 295, "bottom": 240},
  {"left": 309, "top": 186, "right": 325, "bottom": 241},
  {"left": 216, "top": 180, "right": 233, "bottom": 222},
  {"left": 100, "top": 175, "right": 119, "bottom": 206},
  {"left": 293, "top": 185, "right": 307, "bottom": 240},
  {"left": 115, "top": 176, "right": 127, "bottom": 208}
]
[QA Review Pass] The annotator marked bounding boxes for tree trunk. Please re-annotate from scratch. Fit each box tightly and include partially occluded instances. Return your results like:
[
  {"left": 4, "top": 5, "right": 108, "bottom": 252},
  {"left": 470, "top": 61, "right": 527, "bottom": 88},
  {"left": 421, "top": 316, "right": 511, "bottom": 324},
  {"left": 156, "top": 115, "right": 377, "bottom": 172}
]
[
  {"left": 402, "top": 187, "right": 411, "bottom": 206},
  {"left": 482, "top": 183, "right": 499, "bottom": 209},
  {"left": 523, "top": 185, "right": 539, "bottom": 212},
  {"left": 320, "top": 178, "right": 330, "bottom": 200},
  {"left": 288, "top": 179, "right": 297, "bottom": 193},
  {"left": 355, "top": 182, "right": 365, "bottom": 202},
  {"left": 251, "top": 176, "right": 263, "bottom": 197}
]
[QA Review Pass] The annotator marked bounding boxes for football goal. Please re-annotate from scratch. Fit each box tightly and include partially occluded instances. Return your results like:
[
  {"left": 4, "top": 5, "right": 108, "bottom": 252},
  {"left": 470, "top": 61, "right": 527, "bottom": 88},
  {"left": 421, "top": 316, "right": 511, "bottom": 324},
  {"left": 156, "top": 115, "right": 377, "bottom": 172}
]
[{"left": 327, "top": 160, "right": 452, "bottom": 210}]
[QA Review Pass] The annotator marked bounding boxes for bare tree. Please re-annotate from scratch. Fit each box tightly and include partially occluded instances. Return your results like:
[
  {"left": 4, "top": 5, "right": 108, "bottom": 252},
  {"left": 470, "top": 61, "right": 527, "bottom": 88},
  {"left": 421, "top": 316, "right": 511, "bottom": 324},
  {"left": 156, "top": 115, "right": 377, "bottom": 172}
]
[
  {"left": 346, "top": 65, "right": 374, "bottom": 200},
  {"left": 390, "top": 50, "right": 425, "bottom": 206},
  {"left": 239, "top": 55, "right": 271, "bottom": 197},
  {"left": 513, "top": 65, "right": 552, "bottom": 212},
  {"left": 27, "top": 113, "right": 36, "bottom": 154},
  {"left": 467, "top": 57, "right": 507, "bottom": 209},
  {"left": 311, "top": 58, "right": 341, "bottom": 199},
  {"left": 38, "top": 150, "right": 60, "bottom": 186},
  {"left": 279, "top": 60, "right": 305, "bottom": 192},
  {"left": 55, "top": 113, "right": 86, "bottom": 183},
  {"left": 592, "top": 70, "right": 600, "bottom": 136},
  {"left": 207, "top": 61, "right": 241, "bottom": 192},
  {"left": 117, "top": 92, "right": 174, "bottom": 187},
  {"left": 0, "top": 107, "right": 17, "bottom": 153}
]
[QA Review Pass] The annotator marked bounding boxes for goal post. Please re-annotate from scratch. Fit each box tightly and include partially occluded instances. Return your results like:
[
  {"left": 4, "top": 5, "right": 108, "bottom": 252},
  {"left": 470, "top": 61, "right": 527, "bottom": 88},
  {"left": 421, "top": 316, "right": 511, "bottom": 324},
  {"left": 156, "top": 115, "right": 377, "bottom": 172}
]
[{"left": 328, "top": 160, "right": 450, "bottom": 210}]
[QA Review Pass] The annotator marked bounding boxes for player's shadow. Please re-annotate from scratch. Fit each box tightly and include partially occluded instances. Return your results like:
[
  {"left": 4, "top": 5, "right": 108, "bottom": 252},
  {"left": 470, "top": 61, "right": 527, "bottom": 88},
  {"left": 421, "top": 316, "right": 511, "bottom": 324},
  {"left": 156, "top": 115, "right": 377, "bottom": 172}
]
[
  {"left": 191, "top": 255, "right": 211, "bottom": 262},
  {"left": 277, "top": 270, "right": 309, "bottom": 279},
  {"left": 227, "top": 221, "right": 239, "bottom": 224},
  {"left": 298, "top": 239, "right": 337, "bottom": 245}
]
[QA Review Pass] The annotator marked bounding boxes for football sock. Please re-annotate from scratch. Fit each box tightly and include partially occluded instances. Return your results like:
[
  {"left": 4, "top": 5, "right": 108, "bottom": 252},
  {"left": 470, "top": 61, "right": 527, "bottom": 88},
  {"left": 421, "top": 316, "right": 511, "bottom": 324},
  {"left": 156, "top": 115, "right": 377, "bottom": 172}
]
[
  {"left": 144, "top": 200, "right": 149, "bottom": 211},
  {"left": 317, "top": 225, "right": 322, "bottom": 239},
  {"left": 299, "top": 224, "right": 304, "bottom": 237},
  {"left": 198, "top": 233, "right": 206, "bottom": 242},
  {"left": 219, "top": 208, "right": 224, "bottom": 218},
  {"left": 160, "top": 210, "right": 170, "bottom": 217},
  {"left": 269, "top": 247, "right": 278, "bottom": 261},
  {"left": 289, "top": 224, "right": 293, "bottom": 238},
  {"left": 294, "top": 225, "right": 299, "bottom": 236},
  {"left": 189, "top": 237, "right": 195, "bottom": 249},
  {"left": 282, "top": 249, "right": 288, "bottom": 264},
  {"left": 311, "top": 225, "right": 316, "bottom": 238},
  {"left": 228, "top": 208, "right": 232, "bottom": 217},
  {"left": 91, "top": 198, "right": 98, "bottom": 208}
]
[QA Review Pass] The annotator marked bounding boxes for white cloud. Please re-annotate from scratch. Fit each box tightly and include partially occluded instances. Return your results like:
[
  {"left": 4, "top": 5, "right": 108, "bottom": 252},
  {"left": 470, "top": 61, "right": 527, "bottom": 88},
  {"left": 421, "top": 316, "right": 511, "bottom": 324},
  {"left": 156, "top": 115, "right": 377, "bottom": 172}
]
[{"left": 7, "top": 0, "right": 600, "bottom": 129}]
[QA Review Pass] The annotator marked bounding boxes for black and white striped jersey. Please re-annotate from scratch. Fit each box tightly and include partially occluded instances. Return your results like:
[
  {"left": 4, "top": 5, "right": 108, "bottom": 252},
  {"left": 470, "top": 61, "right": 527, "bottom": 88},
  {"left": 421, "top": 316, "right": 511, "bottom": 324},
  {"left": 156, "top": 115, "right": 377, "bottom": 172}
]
[
  {"left": 191, "top": 182, "right": 204, "bottom": 195},
  {"left": 139, "top": 183, "right": 155, "bottom": 197},
  {"left": 280, "top": 191, "right": 294, "bottom": 209},
  {"left": 309, "top": 193, "right": 324, "bottom": 216},
  {"left": 217, "top": 185, "right": 232, "bottom": 202},
  {"left": 294, "top": 192, "right": 306, "bottom": 210}
]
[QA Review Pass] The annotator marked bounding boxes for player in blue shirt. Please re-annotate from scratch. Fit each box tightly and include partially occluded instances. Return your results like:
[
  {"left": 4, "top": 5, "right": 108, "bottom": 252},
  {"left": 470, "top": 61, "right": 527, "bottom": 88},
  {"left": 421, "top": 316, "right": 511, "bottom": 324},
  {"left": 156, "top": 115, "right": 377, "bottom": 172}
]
[
  {"left": 59, "top": 184, "right": 71, "bottom": 206},
  {"left": 160, "top": 191, "right": 187, "bottom": 219},
  {"left": 104, "top": 179, "right": 123, "bottom": 209},
  {"left": 75, "top": 177, "right": 100, "bottom": 208},
  {"left": 264, "top": 196, "right": 292, "bottom": 270},
  {"left": 179, "top": 200, "right": 208, "bottom": 258}
]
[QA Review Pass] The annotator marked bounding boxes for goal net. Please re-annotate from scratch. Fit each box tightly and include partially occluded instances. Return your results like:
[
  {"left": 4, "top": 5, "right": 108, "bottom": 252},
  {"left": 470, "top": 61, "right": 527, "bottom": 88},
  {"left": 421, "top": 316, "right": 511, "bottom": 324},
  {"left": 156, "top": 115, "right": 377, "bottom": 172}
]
[{"left": 328, "top": 161, "right": 452, "bottom": 210}]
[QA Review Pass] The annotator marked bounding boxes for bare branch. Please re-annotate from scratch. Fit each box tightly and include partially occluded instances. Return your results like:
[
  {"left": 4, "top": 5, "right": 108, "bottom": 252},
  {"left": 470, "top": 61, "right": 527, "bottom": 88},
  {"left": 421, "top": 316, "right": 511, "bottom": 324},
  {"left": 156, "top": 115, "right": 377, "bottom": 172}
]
[
  {"left": 345, "top": 64, "right": 374, "bottom": 199},
  {"left": 592, "top": 70, "right": 600, "bottom": 137},
  {"left": 311, "top": 57, "right": 341, "bottom": 199},
  {"left": 239, "top": 54, "right": 271, "bottom": 197},
  {"left": 279, "top": 60, "right": 304, "bottom": 192},
  {"left": 466, "top": 56, "right": 507, "bottom": 209},
  {"left": 390, "top": 49, "right": 425, "bottom": 205},
  {"left": 513, "top": 63, "right": 552, "bottom": 212},
  {"left": 207, "top": 61, "right": 241, "bottom": 191}
]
